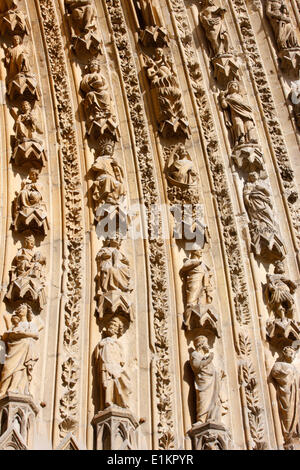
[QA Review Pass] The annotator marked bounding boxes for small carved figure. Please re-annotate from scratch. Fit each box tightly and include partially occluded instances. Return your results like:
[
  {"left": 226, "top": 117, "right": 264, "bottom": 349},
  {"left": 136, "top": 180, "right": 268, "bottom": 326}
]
[
  {"left": 266, "top": 0, "right": 299, "bottom": 50},
  {"left": 144, "top": 48, "right": 190, "bottom": 138},
  {"left": 180, "top": 251, "right": 214, "bottom": 308},
  {"left": 265, "top": 261, "right": 297, "bottom": 320},
  {"left": 243, "top": 172, "right": 285, "bottom": 261},
  {"left": 96, "top": 238, "right": 131, "bottom": 295},
  {"left": 219, "top": 81, "right": 257, "bottom": 147},
  {"left": 80, "top": 59, "right": 118, "bottom": 140},
  {"left": 95, "top": 316, "right": 131, "bottom": 410},
  {"left": 12, "top": 101, "right": 42, "bottom": 143},
  {"left": 0, "top": 304, "right": 41, "bottom": 397},
  {"left": 65, "top": 0, "right": 95, "bottom": 35},
  {"left": 271, "top": 346, "right": 300, "bottom": 449},
  {"left": 5, "top": 232, "right": 46, "bottom": 310},
  {"left": 12, "top": 168, "right": 49, "bottom": 235},
  {"left": 4, "top": 35, "right": 38, "bottom": 100},
  {"left": 199, "top": 0, "right": 229, "bottom": 57},
  {"left": 166, "top": 144, "right": 198, "bottom": 187},
  {"left": 190, "top": 336, "right": 223, "bottom": 424}
]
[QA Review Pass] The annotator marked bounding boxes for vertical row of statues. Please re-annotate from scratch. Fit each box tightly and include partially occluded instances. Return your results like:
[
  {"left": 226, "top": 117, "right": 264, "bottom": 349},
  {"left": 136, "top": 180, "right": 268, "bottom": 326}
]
[
  {"left": 0, "top": 0, "right": 48, "bottom": 449},
  {"left": 196, "top": 0, "right": 300, "bottom": 450},
  {"left": 64, "top": 0, "right": 137, "bottom": 450}
]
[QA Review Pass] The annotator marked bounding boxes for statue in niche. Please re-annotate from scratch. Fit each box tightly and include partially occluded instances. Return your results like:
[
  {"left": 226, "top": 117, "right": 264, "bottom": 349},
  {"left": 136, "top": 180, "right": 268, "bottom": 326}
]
[
  {"left": 80, "top": 59, "right": 119, "bottom": 141},
  {"left": 266, "top": 0, "right": 299, "bottom": 50},
  {"left": 0, "top": 304, "right": 41, "bottom": 397},
  {"left": 11, "top": 100, "right": 45, "bottom": 167},
  {"left": 4, "top": 35, "right": 39, "bottom": 100},
  {"left": 95, "top": 316, "right": 131, "bottom": 410},
  {"left": 190, "top": 336, "right": 224, "bottom": 425},
  {"left": 219, "top": 81, "right": 257, "bottom": 147},
  {"left": 65, "top": 0, "right": 101, "bottom": 55},
  {"left": 198, "top": 0, "right": 228, "bottom": 57},
  {"left": 5, "top": 232, "right": 46, "bottom": 311},
  {"left": 131, "top": 0, "right": 168, "bottom": 46},
  {"left": 243, "top": 172, "right": 285, "bottom": 261},
  {"left": 96, "top": 238, "right": 131, "bottom": 295},
  {"left": 166, "top": 144, "right": 198, "bottom": 187},
  {"left": 180, "top": 250, "right": 214, "bottom": 307},
  {"left": 271, "top": 346, "right": 300, "bottom": 449},
  {"left": 143, "top": 48, "right": 190, "bottom": 138},
  {"left": 12, "top": 168, "right": 49, "bottom": 235},
  {"left": 265, "top": 261, "right": 297, "bottom": 320}
]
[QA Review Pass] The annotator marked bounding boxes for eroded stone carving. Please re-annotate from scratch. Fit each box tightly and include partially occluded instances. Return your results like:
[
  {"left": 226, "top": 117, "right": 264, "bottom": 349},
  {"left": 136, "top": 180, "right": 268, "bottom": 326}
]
[
  {"left": 143, "top": 48, "right": 190, "bottom": 138},
  {"left": 12, "top": 168, "right": 49, "bottom": 235},
  {"left": 95, "top": 238, "right": 132, "bottom": 320},
  {"left": 5, "top": 232, "right": 46, "bottom": 311},
  {"left": 130, "top": 0, "right": 168, "bottom": 46},
  {"left": 95, "top": 316, "right": 131, "bottom": 411},
  {"left": 271, "top": 346, "right": 300, "bottom": 449},
  {"left": 80, "top": 58, "right": 119, "bottom": 142},
  {"left": 0, "top": 1, "right": 18, "bottom": 14},
  {"left": 0, "top": 8, "right": 28, "bottom": 37},
  {"left": 0, "top": 304, "right": 41, "bottom": 397},
  {"left": 166, "top": 143, "right": 198, "bottom": 187},
  {"left": 219, "top": 81, "right": 257, "bottom": 148},
  {"left": 4, "top": 35, "right": 39, "bottom": 101},
  {"left": 65, "top": 0, "right": 102, "bottom": 56},
  {"left": 243, "top": 172, "right": 285, "bottom": 262}
]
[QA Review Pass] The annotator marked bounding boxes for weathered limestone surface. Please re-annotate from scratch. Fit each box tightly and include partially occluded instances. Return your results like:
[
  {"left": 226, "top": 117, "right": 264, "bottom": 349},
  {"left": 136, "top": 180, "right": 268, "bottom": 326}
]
[{"left": 0, "top": 0, "right": 299, "bottom": 450}]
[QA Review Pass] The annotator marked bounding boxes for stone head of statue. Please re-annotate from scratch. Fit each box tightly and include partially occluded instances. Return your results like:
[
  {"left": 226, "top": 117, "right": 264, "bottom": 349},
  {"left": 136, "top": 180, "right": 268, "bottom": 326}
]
[
  {"left": 227, "top": 80, "right": 240, "bottom": 94},
  {"left": 282, "top": 346, "right": 296, "bottom": 364},
  {"left": 274, "top": 260, "right": 285, "bottom": 275},
  {"left": 88, "top": 58, "right": 101, "bottom": 74},
  {"left": 194, "top": 335, "right": 209, "bottom": 352},
  {"left": 23, "top": 232, "right": 35, "bottom": 250},
  {"left": 106, "top": 316, "right": 124, "bottom": 338}
]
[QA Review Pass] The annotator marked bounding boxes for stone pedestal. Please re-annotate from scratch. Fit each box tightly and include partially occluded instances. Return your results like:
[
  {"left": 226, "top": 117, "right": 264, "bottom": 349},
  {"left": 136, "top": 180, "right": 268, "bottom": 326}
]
[
  {"left": 92, "top": 406, "right": 138, "bottom": 450},
  {"left": 188, "top": 421, "right": 231, "bottom": 450},
  {"left": 211, "top": 54, "right": 239, "bottom": 87},
  {"left": 278, "top": 48, "right": 300, "bottom": 77},
  {"left": 0, "top": 393, "right": 39, "bottom": 450}
]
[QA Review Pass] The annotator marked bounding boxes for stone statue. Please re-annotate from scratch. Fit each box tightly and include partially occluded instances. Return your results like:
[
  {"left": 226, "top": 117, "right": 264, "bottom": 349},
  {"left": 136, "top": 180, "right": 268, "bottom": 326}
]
[
  {"left": 96, "top": 316, "right": 131, "bottom": 410},
  {"left": 12, "top": 101, "right": 43, "bottom": 145},
  {"left": 199, "top": 0, "right": 229, "bottom": 57},
  {"left": 65, "top": 0, "right": 95, "bottom": 35},
  {"left": 12, "top": 168, "right": 49, "bottom": 235},
  {"left": 190, "top": 336, "right": 223, "bottom": 424},
  {"left": 271, "top": 346, "right": 300, "bottom": 449},
  {"left": 266, "top": 0, "right": 299, "bottom": 50},
  {"left": 219, "top": 81, "right": 257, "bottom": 147},
  {"left": 265, "top": 261, "right": 297, "bottom": 320},
  {"left": 5, "top": 233, "right": 46, "bottom": 310},
  {"left": 144, "top": 48, "right": 190, "bottom": 138},
  {"left": 80, "top": 59, "right": 118, "bottom": 140},
  {"left": 180, "top": 251, "right": 214, "bottom": 308},
  {"left": 96, "top": 238, "right": 131, "bottom": 295},
  {"left": 0, "top": 304, "right": 41, "bottom": 397},
  {"left": 4, "top": 35, "right": 38, "bottom": 100},
  {"left": 166, "top": 144, "right": 198, "bottom": 187}
]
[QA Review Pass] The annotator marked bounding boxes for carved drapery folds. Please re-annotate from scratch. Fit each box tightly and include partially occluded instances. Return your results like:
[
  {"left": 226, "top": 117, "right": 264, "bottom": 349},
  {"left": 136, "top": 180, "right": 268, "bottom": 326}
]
[
  {"left": 64, "top": 0, "right": 102, "bottom": 56},
  {"left": 129, "top": 0, "right": 169, "bottom": 46},
  {"left": 266, "top": 0, "right": 300, "bottom": 76},
  {"left": 143, "top": 48, "right": 191, "bottom": 138},
  {"left": 197, "top": 0, "right": 239, "bottom": 87}
]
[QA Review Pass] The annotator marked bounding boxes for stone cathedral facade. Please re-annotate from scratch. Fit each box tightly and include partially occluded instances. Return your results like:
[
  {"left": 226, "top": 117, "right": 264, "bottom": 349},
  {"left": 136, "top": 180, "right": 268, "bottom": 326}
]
[{"left": 0, "top": 0, "right": 300, "bottom": 451}]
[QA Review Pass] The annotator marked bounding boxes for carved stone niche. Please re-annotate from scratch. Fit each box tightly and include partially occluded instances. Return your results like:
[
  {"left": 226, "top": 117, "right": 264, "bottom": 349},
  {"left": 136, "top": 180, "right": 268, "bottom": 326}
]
[
  {"left": 0, "top": 8, "right": 29, "bottom": 37},
  {"left": 0, "top": 0, "right": 18, "bottom": 14},
  {"left": 5, "top": 233, "right": 46, "bottom": 311},
  {"left": 211, "top": 55, "right": 240, "bottom": 88},
  {"left": 12, "top": 168, "right": 49, "bottom": 236},
  {"left": 289, "top": 83, "right": 300, "bottom": 129},
  {"left": 64, "top": 0, "right": 102, "bottom": 56},
  {"left": 184, "top": 305, "right": 220, "bottom": 338},
  {"left": 92, "top": 408, "right": 138, "bottom": 450},
  {"left": 4, "top": 35, "right": 40, "bottom": 101},
  {"left": 0, "top": 393, "right": 39, "bottom": 450},
  {"left": 129, "top": 0, "right": 169, "bottom": 47},
  {"left": 143, "top": 48, "right": 191, "bottom": 139},
  {"left": 232, "top": 144, "right": 265, "bottom": 174},
  {"left": 188, "top": 422, "right": 231, "bottom": 450},
  {"left": 56, "top": 433, "right": 80, "bottom": 450},
  {"left": 278, "top": 49, "right": 300, "bottom": 77}
]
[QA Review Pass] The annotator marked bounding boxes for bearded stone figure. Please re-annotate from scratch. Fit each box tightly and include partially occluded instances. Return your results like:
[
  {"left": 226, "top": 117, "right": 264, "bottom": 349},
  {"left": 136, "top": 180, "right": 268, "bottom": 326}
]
[
  {"left": 271, "top": 347, "right": 300, "bottom": 449},
  {"left": 96, "top": 316, "right": 131, "bottom": 410},
  {"left": 190, "top": 336, "right": 222, "bottom": 424},
  {"left": 266, "top": 0, "right": 299, "bottom": 50},
  {"left": 96, "top": 239, "right": 131, "bottom": 295},
  {"left": 265, "top": 261, "right": 297, "bottom": 320},
  {"left": 80, "top": 59, "right": 118, "bottom": 140},
  {"left": 219, "top": 81, "right": 257, "bottom": 147},
  {"left": 12, "top": 168, "right": 49, "bottom": 235},
  {"left": 0, "top": 304, "right": 40, "bottom": 397},
  {"left": 5, "top": 233, "right": 46, "bottom": 310},
  {"left": 199, "top": 0, "right": 229, "bottom": 57}
]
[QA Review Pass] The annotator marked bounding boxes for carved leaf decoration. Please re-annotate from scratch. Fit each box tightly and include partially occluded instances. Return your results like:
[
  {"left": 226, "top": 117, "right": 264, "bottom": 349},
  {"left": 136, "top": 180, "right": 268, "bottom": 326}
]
[
  {"left": 62, "top": 358, "right": 79, "bottom": 389},
  {"left": 159, "top": 431, "right": 175, "bottom": 450}
]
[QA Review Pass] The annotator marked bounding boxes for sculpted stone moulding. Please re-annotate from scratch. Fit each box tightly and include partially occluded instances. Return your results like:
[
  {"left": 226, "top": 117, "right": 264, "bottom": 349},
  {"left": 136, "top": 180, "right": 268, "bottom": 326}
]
[{"left": 129, "top": 0, "right": 169, "bottom": 47}]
